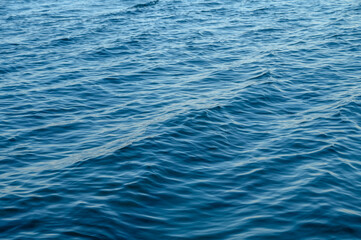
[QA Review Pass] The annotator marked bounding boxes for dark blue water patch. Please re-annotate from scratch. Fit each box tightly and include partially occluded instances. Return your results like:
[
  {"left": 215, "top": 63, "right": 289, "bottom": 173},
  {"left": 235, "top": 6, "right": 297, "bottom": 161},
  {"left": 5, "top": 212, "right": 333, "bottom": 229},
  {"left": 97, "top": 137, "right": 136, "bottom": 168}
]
[
  {"left": 132, "top": 0, "right": 160, "bottom": 9},
  {"left": 2, "top": 0, "right": 361, "bottom": 239}
]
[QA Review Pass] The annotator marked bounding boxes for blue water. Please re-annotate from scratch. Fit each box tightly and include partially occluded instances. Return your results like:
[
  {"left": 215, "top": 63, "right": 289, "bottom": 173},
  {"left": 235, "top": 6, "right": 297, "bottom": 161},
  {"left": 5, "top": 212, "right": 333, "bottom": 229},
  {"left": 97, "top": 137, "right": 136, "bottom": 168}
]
[{"left": 1, "top": 0, "right": 361, "bottom": 239}]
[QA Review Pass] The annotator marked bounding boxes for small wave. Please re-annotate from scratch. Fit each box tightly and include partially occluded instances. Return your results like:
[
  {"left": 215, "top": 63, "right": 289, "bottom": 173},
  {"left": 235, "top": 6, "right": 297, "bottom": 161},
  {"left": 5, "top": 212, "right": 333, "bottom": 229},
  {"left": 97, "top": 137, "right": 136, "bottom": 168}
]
[{"left": 131, "top": 0, "right": 159, "bottom": 9}]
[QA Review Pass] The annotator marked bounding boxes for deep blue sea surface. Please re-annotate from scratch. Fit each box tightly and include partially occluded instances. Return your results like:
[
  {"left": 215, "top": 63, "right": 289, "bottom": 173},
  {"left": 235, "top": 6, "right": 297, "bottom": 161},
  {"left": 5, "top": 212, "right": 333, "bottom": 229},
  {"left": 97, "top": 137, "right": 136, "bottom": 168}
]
[{"left": 1, "top": 0, "right": 361, "bottom": 239}]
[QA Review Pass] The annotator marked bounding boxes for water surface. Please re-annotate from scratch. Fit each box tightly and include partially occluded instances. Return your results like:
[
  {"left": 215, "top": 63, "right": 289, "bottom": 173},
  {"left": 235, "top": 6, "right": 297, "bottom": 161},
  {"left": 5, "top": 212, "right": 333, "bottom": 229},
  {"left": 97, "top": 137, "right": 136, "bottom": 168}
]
[{"left": 1, "top": 0, "right": 361, "bottom": 239}]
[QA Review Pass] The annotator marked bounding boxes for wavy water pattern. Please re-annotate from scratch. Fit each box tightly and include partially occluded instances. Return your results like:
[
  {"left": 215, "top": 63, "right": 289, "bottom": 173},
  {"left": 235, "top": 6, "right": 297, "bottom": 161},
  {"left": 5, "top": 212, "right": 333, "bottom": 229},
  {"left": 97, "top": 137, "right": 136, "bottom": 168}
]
[{"left": 1, "top": 0, "right": 361, "bottom": 239}]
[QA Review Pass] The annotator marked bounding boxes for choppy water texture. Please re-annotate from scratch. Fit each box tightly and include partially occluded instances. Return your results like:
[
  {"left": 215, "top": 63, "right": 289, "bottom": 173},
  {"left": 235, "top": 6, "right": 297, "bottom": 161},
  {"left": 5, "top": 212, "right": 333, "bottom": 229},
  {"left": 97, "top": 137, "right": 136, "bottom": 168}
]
[{"left": 1, "top": 0, "right": 361, "bottom": 239}]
